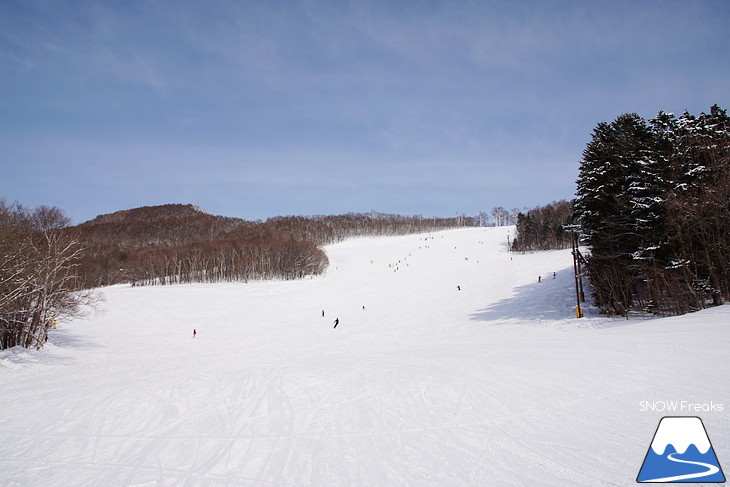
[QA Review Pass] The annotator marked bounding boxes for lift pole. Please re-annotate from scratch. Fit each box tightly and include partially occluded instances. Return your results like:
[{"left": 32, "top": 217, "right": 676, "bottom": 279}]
[{"left": 565, "top": 225, "right": 583, "bottom": 318}]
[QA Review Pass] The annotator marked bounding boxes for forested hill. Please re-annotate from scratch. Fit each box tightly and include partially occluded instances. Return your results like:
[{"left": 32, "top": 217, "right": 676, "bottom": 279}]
[
  {"left": 73, "top": 204, "right": 258, "bottom": 249},
  {"left": 83, "top": 203, "right": 210, "bottom": 225},
  {"left": 68, "top": 204, "right": 465, "bottom": 288}
]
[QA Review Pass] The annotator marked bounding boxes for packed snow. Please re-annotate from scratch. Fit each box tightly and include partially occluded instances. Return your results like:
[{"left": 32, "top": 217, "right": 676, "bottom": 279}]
[{"left": 1, "top": 227, "right": 728, "bottom": 486}]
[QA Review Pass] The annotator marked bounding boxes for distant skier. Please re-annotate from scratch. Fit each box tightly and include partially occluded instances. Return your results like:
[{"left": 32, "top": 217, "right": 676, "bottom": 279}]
[
  {"left": 538, "top": 275, "right": 541, "bottom": 283},
  {"left": 193, "top": 329, "right": 197, "bottom": 338},
  {"left": 457, "top": 285, "right": 461, "bottom": 291},
  {"left": 322, "top": 309, "right": 325, "bottom": 317},
  {"left": 333, "top": 318, "right": 339, "bottom": 329}
]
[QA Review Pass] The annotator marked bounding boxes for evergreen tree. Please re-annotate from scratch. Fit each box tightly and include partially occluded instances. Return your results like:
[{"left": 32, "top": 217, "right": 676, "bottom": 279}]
[
  {"left": 575, "top": 106, "right": 730, "bottom": 316},
  {"left": 574, "top": 113, "right": 658, "bottom": 316}
]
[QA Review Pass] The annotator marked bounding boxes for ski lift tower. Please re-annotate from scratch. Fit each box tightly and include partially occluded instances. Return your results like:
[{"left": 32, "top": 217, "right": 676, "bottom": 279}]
[{"left": 564, "top": 224, "right": 585, "bottom": 318}]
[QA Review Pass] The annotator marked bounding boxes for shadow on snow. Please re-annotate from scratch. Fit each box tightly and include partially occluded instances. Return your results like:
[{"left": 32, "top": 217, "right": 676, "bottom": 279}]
[{"left": 469, "top": 264, "right": 589, "bottom": 325}]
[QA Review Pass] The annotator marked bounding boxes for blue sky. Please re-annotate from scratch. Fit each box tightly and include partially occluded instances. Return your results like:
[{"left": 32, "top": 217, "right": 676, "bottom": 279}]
[{"left": 1, "top": 0, "right": 728, "bottom": 224}]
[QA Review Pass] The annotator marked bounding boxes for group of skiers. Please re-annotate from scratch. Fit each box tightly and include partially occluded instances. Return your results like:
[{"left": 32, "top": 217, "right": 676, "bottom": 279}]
[
  {"left": 321, "top": 309, "right": 340, "bottom": 328},
  {"left": 322, "top": 307, "right": 366, "bottom": 329},
  {"left": 192, "top": 308, "right": 355, "bottom": 337},
  {"left": 191, "top": 235, "right": 500, "bottom": 337},
  {"left": 537, "top": 272, "right": 557, "bottom": 283}
]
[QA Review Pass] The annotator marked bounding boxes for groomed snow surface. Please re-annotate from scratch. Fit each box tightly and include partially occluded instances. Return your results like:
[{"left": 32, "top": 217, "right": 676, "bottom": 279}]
[{"left": 1, "top": 227, "right": 728, "bottom": 486}]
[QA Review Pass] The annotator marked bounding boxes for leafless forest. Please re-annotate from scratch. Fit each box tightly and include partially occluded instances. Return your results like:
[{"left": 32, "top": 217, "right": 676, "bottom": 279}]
[
  {"left": 510, "top": 200, "right": 574, "bottom": 252},
  {"left": 2, "top": 202, "right": 475, "bottom": 349},
  {"left": 69, "top": 205, "right": 470, "bottom": 288},
  {"left": 1, "top": 202, "right": 96, "bottom": 349}
]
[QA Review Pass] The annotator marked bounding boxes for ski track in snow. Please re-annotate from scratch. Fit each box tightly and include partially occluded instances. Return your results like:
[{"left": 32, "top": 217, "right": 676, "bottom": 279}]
[{"left": 0, "top": 227, "right": 728, "bottom": 486}]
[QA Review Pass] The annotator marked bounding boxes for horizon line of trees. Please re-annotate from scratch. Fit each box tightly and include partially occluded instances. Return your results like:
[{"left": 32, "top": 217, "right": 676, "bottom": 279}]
[
  {"left": 574, "top": 104, "right": 729, "bottom": 317},
  {"left": 5, "top": 203, "right": 476, "bottom": 349},
  {"left": 71, "top": 205, "right": 531, "bottom": 289},
  {"left": 3, "top": 197, "right": 563, "bottom": 351},
  {"left": 71, "top": 208, "right": 477, "bottom": 288}
]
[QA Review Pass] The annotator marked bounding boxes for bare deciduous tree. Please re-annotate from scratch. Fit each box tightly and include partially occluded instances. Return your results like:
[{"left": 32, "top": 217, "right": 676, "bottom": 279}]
[{"left": 1, "top": 202, "right": 100, "bottom": 350}]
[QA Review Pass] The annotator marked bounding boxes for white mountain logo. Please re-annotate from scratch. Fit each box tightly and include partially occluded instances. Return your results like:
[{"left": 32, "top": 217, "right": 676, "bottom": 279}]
[{"left": 637, "top": 416, "right": 725, "bottom": 483}]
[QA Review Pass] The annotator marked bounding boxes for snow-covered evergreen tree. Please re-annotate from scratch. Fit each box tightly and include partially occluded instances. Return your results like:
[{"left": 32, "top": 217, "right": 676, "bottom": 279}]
[
  {"left": 575, "top": 106, "right": 730, "bottom": 316},
  {"left": 575, "top": 113, "right": 658, "bottom": 316}
]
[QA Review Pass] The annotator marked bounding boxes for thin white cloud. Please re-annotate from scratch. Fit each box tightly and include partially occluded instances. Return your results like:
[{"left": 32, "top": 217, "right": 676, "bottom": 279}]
[{"left": 1, "top": 0, "right": 727, "bottom": 222}]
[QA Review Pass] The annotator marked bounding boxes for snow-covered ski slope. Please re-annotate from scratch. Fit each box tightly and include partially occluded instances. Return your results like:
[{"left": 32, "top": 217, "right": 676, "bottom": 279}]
[{"left": 1, "top": 227, "right": 728, "bottom": 486}]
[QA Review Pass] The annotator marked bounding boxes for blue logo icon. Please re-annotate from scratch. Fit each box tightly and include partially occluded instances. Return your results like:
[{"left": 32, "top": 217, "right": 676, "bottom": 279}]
[{"left": 637, "top": 416, "right": 725, "bottom": 483}]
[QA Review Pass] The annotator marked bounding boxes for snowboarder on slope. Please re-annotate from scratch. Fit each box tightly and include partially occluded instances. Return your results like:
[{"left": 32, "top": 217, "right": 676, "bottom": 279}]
[
  {"left": 333, "top": 318, "right": 339, "bottom": 329},
  {"left": 193, "top": 329, "right": 197, "bottom": 338}
]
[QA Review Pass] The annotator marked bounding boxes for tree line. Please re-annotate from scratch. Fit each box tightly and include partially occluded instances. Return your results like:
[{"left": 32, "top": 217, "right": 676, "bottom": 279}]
[
  {"left": 574, "top": 105, "right": 730, "bottom": 316},
  {"left": 2, "top": 202, "right": 477, "bottom": 349},
  {"left": 69, "top": 205, "right": 471, "bottom": 288}
]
